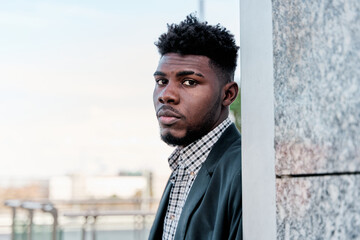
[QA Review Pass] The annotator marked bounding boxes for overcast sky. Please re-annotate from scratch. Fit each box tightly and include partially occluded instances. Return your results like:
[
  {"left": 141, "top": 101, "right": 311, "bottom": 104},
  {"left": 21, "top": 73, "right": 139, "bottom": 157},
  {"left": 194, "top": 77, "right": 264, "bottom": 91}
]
[{"left": 0, "top": 0, "right": 240, "bottom": 182}]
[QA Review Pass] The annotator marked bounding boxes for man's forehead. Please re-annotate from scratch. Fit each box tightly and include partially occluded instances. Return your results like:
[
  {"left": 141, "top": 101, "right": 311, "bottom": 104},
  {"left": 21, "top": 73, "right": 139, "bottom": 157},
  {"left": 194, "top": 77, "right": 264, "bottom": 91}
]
[{"left": 157, "top": 53, "right": 211, "bottom": 71}]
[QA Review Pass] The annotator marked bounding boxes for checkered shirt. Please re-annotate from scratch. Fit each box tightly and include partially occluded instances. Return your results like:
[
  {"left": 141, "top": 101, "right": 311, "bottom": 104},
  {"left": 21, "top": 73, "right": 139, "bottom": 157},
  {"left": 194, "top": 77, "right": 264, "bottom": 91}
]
[{"left": 162, "top": 118, "right": 232, "bottom": 240}]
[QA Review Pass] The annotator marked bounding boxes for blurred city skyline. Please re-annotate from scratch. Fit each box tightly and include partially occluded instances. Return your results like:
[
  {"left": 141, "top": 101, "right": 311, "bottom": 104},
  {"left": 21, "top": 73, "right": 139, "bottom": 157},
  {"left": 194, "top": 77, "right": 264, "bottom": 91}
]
[{"left": 0, "top": 0, "right": 240, "bottom": 184}]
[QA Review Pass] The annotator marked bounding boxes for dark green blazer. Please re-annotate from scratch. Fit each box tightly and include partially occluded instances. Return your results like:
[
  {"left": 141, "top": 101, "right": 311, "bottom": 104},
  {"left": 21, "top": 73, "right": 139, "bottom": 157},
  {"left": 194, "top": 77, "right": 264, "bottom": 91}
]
[{"left": 149, "top": 124, "right": 242, "bottom": 240}]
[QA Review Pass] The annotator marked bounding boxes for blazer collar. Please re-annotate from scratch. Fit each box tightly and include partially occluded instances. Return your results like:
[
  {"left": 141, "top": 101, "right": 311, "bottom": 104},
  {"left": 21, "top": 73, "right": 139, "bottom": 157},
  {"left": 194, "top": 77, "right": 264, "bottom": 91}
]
[{"left": 202, "top": 124, "right": 241, "bottom": 174}]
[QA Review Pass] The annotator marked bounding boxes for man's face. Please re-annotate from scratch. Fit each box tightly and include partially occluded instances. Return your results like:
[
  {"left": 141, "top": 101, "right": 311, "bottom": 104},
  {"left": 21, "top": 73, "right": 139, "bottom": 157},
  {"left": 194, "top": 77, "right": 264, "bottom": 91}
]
[{"left": 153, "top": 53, "right": 224, "bottom": 147}]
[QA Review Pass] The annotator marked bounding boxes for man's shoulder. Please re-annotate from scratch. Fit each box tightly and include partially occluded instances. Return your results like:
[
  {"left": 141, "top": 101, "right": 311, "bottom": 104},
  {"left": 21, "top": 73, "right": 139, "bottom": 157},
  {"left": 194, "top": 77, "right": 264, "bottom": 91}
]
[
  {"left": 205, "top": 123, "right": 241, "bottom": 176},
  {"left": 216, "top": 139, "right": 241, "bottom": 174},
  {"left": 214, "top": 123, "right": 241, "bottom": 159}
]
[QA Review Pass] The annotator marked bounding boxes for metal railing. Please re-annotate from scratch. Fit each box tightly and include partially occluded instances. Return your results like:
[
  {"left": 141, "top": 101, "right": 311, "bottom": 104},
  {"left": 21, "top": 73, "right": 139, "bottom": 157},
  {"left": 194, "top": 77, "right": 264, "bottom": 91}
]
[
  {"left": 3, "top": 199, "right": 156, "bottom": 240},
  {"left": 63, "top": 210, "right": 155, "bottom": 240},
  {"left": 4, "top": 200, "right": 58, "bottom": 240}
]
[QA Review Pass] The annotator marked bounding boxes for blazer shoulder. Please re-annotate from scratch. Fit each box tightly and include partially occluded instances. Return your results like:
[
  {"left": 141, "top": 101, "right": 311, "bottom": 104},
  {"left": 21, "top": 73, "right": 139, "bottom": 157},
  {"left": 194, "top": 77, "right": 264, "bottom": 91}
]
[{"left": 203, "top": 124, "right": 241, "bottom": 175}]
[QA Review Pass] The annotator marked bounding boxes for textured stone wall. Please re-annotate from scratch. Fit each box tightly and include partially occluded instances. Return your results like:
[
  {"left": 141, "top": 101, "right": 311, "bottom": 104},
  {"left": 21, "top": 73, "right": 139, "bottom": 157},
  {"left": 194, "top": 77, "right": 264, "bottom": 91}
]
[{"left": 272, "top": 0, "right": 360, "bottom": 238}]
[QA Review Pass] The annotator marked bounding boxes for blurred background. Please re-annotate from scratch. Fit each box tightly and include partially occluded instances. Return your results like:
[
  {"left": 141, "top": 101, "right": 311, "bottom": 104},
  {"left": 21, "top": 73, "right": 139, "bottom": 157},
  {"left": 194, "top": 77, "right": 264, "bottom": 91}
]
[{"left": 0, "top": 0, "right": 240, "bottom": 239}]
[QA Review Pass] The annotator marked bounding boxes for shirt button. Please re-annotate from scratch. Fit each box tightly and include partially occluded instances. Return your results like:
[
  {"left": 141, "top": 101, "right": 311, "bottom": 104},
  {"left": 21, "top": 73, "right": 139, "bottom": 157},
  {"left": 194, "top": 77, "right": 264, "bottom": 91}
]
[
  {"left": 190, "top": 171, "right": 195, "bottom": 176},
  {"left": 170, "top": 215, "right": 175, "bottom": 220}
]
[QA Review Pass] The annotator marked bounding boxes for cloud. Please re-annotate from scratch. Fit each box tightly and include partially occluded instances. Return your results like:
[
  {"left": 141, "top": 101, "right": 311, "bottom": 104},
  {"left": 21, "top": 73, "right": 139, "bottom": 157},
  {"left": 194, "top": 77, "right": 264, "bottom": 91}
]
[
  {"left": 0, "top": 12, "right": 47, "bottom": 28},
  {"left": 36, "top": 2, "right": 118, "bottom": 21}
]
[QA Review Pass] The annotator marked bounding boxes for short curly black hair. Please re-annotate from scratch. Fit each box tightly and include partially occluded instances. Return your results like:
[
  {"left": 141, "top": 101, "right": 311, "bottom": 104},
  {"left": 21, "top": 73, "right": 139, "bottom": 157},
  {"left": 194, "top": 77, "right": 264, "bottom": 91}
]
[{"left": 155, "top": 14, "right": 239, "bottom": 83}]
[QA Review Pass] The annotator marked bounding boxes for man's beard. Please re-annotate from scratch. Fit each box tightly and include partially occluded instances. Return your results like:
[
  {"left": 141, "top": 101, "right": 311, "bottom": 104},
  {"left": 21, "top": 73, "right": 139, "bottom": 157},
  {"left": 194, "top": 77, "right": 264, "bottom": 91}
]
[
  {"left": 161, "top": 126, "right": 210, "bottom": 147},
  {"left": 160, "top": 98, "right": 220, "bottom": 147}
]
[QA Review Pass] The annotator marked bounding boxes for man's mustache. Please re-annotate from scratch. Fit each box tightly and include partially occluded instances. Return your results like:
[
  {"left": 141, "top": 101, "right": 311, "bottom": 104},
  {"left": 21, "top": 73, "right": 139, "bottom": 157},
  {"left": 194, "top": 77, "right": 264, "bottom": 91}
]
[{"left": 156, "top": 105, "right": 185, "bottom": 119}]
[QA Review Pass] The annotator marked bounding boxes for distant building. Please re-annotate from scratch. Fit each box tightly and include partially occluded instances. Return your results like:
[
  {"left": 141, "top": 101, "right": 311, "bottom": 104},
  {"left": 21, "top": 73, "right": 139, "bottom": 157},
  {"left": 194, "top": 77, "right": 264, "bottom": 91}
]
[
  {"left": 0, "top": 179, "right": 48, "bottom": 209},
  {"left": 49, "top": 172, "right": 151, "bottom": 200}
]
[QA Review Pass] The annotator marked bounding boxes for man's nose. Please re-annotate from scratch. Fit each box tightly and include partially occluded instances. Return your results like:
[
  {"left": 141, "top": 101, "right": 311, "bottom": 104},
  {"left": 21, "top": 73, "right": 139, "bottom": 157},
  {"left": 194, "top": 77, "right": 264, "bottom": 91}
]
[{"left": 158, "top": 83, "right": 179, "bottom": 104}]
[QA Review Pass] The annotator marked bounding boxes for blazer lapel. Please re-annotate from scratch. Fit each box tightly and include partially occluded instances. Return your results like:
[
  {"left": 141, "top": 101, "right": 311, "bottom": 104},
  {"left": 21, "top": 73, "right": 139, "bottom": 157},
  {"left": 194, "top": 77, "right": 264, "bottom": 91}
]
[
  {"left": 148, "top": 181, "right": 172, "bottom": 240},
  {"left": 175, "top": 169, "right": 211, "bottom": 240}
]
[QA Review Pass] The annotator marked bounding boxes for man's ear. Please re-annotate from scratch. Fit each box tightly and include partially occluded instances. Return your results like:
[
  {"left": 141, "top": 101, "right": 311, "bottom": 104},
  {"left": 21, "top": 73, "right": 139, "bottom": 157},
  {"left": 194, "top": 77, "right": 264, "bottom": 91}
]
[{"left": 222, "top": 81, "right": 239, "bottom": 107}]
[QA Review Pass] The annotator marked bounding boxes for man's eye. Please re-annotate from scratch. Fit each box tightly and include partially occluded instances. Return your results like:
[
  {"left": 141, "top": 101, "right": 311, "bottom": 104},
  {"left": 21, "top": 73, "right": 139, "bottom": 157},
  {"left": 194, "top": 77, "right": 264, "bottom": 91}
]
[
  {"left": 156, "top": 79, "right": 168, "bottom": 85},
  {"left": 183, "top": 79, "right": 197, "bottom": 86}
]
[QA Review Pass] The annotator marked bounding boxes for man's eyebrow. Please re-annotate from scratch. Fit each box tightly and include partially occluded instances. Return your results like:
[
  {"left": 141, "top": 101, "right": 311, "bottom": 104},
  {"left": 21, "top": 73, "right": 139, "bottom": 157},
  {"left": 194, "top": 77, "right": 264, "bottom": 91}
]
[
  {"left": 176, "top": 71, "right": 204, "bottom": 78},
  {"left": 153, "top": 71, "right": 166, "bottom": 76}
]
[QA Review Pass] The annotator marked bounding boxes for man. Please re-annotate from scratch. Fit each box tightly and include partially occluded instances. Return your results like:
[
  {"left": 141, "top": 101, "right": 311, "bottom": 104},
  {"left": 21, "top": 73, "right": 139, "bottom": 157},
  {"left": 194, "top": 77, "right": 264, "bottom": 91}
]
[{"left": 149, "top": 15, "right": 241, "bottom": 240}]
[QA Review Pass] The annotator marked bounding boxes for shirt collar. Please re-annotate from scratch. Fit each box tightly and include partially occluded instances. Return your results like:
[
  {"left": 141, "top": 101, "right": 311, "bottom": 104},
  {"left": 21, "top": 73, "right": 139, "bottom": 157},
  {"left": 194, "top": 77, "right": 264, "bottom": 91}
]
[{"left": 168, "top": 118, "right": 232, "bottom": 172}]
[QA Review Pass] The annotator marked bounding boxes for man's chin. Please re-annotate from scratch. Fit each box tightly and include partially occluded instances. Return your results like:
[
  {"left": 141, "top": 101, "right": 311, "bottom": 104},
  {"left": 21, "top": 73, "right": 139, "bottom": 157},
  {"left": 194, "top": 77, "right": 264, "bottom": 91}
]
[
  {"left": 160, "top": 130, "right": 204, "bottom": 147},
  {"left": 161, "top": 133, "right": 189, "bottom": 147}
]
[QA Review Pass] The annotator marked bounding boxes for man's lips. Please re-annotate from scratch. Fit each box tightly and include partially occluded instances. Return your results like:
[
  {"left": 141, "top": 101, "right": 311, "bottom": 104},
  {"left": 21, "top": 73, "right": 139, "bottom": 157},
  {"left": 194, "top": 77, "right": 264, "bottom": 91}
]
[
  {"left": 159, "top": 116, "right": 179, "bottom": 125},
  {"left": 157, "top": 108, "right": 182, "bottom": 125}
]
